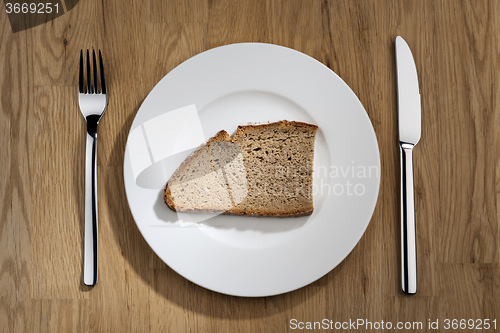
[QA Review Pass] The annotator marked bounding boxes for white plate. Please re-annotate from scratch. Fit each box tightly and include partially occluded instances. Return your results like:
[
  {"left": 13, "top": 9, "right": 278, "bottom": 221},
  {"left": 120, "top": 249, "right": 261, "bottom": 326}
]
[{"left": 124, "top": 43, "right": 380, "bottom": 297}]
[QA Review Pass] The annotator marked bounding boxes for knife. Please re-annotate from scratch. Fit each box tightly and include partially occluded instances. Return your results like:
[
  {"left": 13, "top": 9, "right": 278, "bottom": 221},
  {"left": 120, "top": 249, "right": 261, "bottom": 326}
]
[{"left": 395, "top": 36, "right": 421, "bottom": 295}]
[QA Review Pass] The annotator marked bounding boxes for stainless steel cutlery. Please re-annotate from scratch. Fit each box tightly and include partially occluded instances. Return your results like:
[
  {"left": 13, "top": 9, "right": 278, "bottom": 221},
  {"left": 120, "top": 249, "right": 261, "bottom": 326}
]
[
  {"left": 78, "top": 49, "right": 108, "bottom": 286},
  {"left": 395, "top": 36, "right": 421, "bottom": 295}
]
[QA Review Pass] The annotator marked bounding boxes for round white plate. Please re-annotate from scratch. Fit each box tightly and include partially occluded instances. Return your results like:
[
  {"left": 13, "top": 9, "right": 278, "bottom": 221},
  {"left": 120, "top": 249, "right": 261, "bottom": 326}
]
[{"left": 124, "top": 43, "right": 380, "bottom": 297}]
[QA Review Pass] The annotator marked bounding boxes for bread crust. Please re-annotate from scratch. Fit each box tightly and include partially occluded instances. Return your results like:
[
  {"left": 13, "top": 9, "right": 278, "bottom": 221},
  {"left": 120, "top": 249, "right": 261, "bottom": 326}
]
[
  {"left": 208, "top": 130, "right": 231, "bottom": 143},
  {"left": 223, "top": 207, "right": 313, "bottom": 217},
  {"left": 164, "top": 183, "right": 176, "bottom": 210},
  {"left": 232, "top": 120, "right": 318, "bottom": 143},
  {"left": 164, "top": 121, "right": 317, "bottom": 217}
]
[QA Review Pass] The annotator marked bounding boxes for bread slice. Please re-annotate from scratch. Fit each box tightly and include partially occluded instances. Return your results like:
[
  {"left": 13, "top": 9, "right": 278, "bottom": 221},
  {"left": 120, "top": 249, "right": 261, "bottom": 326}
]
[{"left": 164, "top": 120, "right": 318, "bottom": 217}]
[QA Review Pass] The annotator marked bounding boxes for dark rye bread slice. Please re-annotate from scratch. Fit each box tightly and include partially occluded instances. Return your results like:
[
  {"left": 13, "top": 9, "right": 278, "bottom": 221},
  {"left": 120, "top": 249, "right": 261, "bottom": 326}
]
[{"left": 164, "top": 120, "right": 318, "bottom": 217}]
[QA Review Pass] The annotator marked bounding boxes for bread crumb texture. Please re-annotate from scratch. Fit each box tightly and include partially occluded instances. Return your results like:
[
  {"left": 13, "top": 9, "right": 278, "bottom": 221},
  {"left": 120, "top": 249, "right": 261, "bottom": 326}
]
[{"left": 164, "top": 120, "right": 318, "bottom": 217}]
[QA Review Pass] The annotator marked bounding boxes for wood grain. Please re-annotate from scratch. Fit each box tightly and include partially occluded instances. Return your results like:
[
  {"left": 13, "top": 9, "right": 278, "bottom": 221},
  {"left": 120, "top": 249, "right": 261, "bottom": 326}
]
[
  {"left": 0, "top": 0, "right": 499, "bottom": 332},
  {"left": 0, "top": 24, "right": 33, "bottom": 333}
]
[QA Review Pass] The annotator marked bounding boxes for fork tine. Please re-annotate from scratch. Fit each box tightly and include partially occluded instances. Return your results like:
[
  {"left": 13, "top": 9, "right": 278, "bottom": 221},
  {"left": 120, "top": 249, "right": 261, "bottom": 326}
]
[
  {"left": 79, "top": 50, "right": 84, "bottom": 93},
  {"left": 92, "top": 50, "right": 98, "bottom": 94},
  {"left": 86, "top": 49, "right": 91, "bottom": 94},
  {"left": 99, "top": 50, "right": 106, "bottom": 95}
]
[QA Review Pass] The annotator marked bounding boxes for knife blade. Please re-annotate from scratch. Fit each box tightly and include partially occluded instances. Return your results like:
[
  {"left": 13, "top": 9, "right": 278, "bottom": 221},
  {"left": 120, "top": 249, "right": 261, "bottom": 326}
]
[{"left": 395, "top": 36, "right": 421, "bottom": 295}]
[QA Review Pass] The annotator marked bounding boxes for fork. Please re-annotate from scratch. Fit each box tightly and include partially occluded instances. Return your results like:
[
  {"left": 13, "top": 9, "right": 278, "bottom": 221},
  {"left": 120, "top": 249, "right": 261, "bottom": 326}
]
[{"left": 79, "top": 49, "right": 107, "bottom": 286}]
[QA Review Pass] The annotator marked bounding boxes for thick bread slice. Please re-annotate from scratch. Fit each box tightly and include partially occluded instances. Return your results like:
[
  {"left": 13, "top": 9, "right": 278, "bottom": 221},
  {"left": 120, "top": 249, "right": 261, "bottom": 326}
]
[{"left": 164, "top": 120, "right": 318, "bottom": 217}]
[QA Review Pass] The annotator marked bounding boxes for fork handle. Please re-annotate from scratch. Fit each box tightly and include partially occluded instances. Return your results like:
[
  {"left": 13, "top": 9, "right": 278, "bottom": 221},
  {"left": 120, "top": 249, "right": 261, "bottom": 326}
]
[
  {"left": 84, "top": 124, "right": 98, "bottom": 286},
  {"left": 400, "top": 143, "right": 417, "bottom": 295}
]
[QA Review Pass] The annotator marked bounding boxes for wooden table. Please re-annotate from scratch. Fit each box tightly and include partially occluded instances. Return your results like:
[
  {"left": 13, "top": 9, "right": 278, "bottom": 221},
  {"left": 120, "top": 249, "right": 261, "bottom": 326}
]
[{"left": 1, "top": 0, "right": 499, "bottom": 332}]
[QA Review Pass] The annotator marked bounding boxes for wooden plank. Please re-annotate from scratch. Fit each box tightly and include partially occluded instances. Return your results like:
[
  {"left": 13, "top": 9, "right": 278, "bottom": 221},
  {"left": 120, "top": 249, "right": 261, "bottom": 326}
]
[
  {"left": 0, "top": 26, "right": 33, "bottom": 332},
  {"left": 436, "top": 264, "right": 500, "bottom": 331},
  {"left": 151, "top": 0, "right": 208, "bottom": 24},
  {"left": 29, "top": 86, "right": 87, "bottom": 299},
  {"left": 31, "top": 299, "right": 87, "bottom": 333},
  {"left": 207, "top": 0, "right": 269, "bottom": 48},
  {"left": 266, "top": 0, "right": 322, "bottom": 54},
  {"left": 434, "top": 0, "right": 499, "bottom": 264}
]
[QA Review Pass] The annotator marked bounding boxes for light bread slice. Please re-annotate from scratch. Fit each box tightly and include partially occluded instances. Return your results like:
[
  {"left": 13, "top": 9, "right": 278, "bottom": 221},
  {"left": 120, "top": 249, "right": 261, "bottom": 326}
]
[
  {"left": 164, "top": 134, "right": 232, "bottom": 213},
  {"left": 164, "top": 120, "right": 318, "bottom": 217}
]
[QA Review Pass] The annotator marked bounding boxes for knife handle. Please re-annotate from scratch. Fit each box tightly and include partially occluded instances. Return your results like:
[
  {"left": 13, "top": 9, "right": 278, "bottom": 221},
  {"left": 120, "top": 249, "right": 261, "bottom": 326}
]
[{"left": 400, "top": 143, "right": 417, "bottom": 295}]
